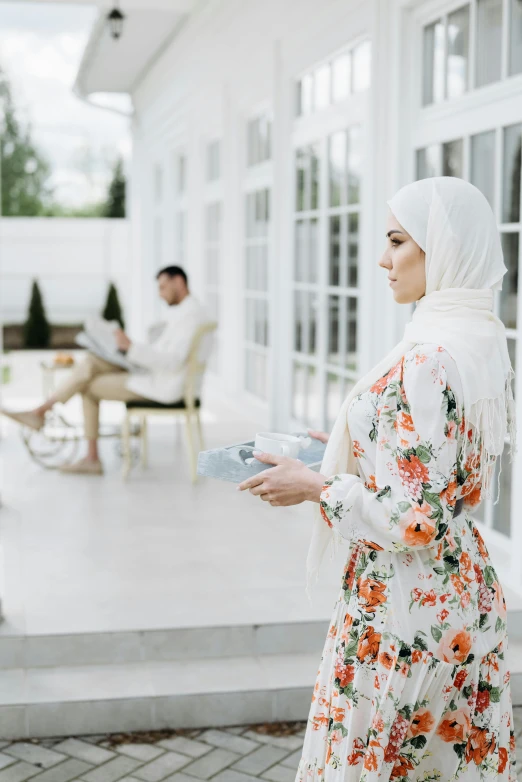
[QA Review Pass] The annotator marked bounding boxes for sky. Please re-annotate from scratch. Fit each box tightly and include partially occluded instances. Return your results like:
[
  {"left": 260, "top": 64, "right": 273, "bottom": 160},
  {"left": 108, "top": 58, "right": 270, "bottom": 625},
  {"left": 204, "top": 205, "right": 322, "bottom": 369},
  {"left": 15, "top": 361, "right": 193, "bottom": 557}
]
[{"left": 0, "top": 1, "right": 131, "bottom": 208}]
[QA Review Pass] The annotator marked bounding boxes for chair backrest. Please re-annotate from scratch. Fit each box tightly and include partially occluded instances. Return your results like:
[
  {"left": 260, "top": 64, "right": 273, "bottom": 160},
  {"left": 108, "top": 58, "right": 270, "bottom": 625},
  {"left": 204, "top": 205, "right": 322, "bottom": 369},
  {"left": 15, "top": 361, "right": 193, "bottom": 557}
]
[{"left": 183, "top": 321, "right": 218, "bottom": 405}]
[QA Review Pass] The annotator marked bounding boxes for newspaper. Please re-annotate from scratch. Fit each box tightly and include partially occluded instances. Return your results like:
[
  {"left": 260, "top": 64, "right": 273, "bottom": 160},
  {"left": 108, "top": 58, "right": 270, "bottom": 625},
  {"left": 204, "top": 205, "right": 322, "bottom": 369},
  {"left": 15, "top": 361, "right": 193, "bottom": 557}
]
[{"left": 75, "top": 317, "right": 142, "bottom": 372}]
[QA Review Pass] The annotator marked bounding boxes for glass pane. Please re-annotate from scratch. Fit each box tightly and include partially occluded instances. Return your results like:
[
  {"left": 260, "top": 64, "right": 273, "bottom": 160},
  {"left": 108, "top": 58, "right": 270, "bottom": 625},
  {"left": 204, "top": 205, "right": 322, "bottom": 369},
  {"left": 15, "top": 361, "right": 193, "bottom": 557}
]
[
  {"left": 346, "top": 297, "right": 358, "bottom": 370},
  {"left": 314, "top": 64, "right": 331, "bottom": 110},
  {"left": 492, "top": 458, "right": 511, "bottom": 536},
  {"left": 442, "top": 138, "right": 464, "bottom": 178},
  {"left": 328, "top": 295, "right": 340, "bottom": 364},
  {"left": 352, "top": 41, "right": 371, "bottom": 92},
  {"left": 310, "top": 145, "right": 320, "bottom": 210},
  {"left": 329, "top": 216, "right": 341, "bottom": 286},
  {"left": 309, "top": 218, "right": 319, "bottom": 284},
  {"left": 416, "top": 146, "right": 439, "bottom": 179},
  {"left": 329, "top": 131, "right": 346, "bottom": 207},
  {"left": 447, "top": 5, "right": 470, "bottom": 99},
  {"left": 154, "top": 164, "right": 163, "bottom": 203},
  {"left": 510, "top": 0, "right": 522, "bottom": 75},
  {"left": 294, "top": 292, "right": 304, "bottom": 352},
  {"left": 476, "top": 0, "right": 502, "bottom": 87},
  {"left": 245, "top": 350, "right": 267, "bottom": 399},
  {"left": 309, "top": 293, "right": 318, "bottom": 355},
  {"left": 348, "top": 126, "right": 362, "bottom": 204},
  {"left": 296, "top": 149, "right": 307, "bottom": 212},
  {"left": 348, "top": 213, "right": 359, "bottom": 288},
  {"left": 178, "top": 155, "right": 186, "bottom": 194},
  {"left": 327, "top": 374, "right": 343, "bottom": 431},
  {"left": 307, "top": 366, "right": 321, "bottom": 429},
  {"left": 502, "top": 124, "right": 522, "bottom": 224},
  {"left": 423, "top": 20, "right": 445, "bottom": 105},
  {"left": 470, "top": 131, "right": 496, "bottom": 209},
  {"left": 292, "top": 362, "right": 307, "bottom": 421},
  {"left": 332, "top": 53, "right": 351, "bottom": 102},
  {"left": 500, "top": 233, "right": 519, "bottom": 329},
  {"left": 295, "top": 220, "right": 308, "bottom": 282}
]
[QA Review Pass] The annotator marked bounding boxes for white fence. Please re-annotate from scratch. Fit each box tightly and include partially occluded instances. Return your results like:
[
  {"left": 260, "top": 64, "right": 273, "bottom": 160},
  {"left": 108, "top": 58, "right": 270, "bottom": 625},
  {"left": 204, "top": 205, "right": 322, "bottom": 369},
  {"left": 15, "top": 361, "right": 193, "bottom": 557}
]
[{"left": 0, "top": 218, "right": 130, "bottom": 325}]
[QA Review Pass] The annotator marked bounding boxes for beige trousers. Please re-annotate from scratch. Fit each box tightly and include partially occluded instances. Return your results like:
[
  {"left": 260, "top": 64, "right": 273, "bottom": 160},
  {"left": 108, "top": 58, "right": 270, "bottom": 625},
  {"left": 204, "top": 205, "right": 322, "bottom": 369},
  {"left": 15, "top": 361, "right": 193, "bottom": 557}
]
[{"left": 53, "top": 353, "right": 148, "bottom": 439}]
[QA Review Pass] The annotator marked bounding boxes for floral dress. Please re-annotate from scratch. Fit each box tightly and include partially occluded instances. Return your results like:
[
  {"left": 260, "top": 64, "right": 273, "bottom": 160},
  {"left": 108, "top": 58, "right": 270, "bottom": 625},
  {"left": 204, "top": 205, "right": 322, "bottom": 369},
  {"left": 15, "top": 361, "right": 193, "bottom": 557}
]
[{"left": 296, "top": 344, "right": 516, "bottom": 782}]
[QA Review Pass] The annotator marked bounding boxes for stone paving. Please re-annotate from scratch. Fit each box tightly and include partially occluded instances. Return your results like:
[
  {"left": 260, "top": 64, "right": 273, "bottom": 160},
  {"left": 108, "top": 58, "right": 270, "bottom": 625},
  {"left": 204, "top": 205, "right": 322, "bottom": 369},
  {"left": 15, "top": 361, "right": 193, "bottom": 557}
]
[{"left": 0, "top": 714, "right": 521, "bottom": 782}]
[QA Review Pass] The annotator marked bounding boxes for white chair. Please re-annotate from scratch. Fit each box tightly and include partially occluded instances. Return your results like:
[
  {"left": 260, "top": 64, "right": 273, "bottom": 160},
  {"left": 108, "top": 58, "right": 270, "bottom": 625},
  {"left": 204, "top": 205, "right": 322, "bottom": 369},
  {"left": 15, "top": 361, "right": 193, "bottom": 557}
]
[{"left": 121, "top": 321, "right": 217, "bottom": 482}]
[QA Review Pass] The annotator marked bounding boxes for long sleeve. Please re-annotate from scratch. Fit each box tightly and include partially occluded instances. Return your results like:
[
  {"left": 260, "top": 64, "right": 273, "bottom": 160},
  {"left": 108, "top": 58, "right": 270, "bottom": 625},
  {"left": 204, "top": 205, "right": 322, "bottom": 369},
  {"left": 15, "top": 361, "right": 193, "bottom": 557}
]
[
  {"left": 320, "top": 350, "right": 460, "bottom": 553},
  {"left": 127, "top": 310, "right": 201, "bottom": 374}
]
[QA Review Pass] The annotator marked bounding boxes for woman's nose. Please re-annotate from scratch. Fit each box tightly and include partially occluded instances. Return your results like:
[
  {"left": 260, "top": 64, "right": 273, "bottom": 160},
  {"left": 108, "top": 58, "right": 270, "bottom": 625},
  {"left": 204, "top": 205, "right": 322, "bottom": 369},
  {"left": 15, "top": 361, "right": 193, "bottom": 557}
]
[{"left": 379, "top": 251, "right": 392, "bottom": 270}]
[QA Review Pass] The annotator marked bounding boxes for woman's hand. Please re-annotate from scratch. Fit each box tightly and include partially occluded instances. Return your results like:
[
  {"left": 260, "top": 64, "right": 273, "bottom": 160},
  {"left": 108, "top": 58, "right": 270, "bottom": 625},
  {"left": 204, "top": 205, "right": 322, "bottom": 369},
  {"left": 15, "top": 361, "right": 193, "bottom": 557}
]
[
  {"left": 308, "top": 429, "right": 330, "bottom": 444},
  {"left": 237, "top": 452, "right": 326, "bottom": 506}
]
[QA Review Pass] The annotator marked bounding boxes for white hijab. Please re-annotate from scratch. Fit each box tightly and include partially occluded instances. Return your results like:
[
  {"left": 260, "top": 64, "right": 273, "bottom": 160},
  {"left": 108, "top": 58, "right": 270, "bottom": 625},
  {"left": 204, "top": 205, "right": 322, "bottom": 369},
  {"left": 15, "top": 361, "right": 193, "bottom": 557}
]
[{"left": 306, "top": 177, "right": 516, "bottom": 590}]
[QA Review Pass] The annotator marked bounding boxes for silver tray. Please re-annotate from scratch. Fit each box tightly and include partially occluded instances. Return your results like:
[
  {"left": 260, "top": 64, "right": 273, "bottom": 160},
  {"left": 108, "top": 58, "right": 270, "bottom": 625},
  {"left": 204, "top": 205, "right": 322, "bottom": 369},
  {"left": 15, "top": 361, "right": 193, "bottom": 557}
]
[{"left": 197, "top": 433, "right": 326, "bottom": 483}]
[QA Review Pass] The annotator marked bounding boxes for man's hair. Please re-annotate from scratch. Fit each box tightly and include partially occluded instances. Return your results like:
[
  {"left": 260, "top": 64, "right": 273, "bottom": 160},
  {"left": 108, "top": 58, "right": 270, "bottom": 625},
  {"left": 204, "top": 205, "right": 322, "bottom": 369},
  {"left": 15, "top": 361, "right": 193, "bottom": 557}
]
[{"left": 156, "top": 266, "right": 188, "bottom": 286}]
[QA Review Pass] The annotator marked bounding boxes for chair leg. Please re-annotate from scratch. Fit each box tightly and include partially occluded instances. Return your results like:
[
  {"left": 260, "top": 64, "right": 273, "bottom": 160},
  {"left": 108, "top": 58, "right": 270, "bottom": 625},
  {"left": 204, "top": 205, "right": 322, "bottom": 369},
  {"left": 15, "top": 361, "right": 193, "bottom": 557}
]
[
  {"left": 184, "top": 412, "right": 198, "bottom": 484},
  {"left": 141, "top": 415, "right": 148, "bottom": 469},
  {"left": 122, "top": 412, "right": 132, "bottom": 480},
  {"left": 196, "top": 411, "right": 205, "bottom": 451}
]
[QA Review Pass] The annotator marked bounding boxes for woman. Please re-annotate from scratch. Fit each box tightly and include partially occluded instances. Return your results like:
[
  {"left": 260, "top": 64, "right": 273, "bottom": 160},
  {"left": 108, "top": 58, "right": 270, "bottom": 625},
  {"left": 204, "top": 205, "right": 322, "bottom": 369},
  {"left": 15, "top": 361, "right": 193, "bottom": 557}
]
[{"left": 239, "top": 177, "right": 517, "bottom": 780}]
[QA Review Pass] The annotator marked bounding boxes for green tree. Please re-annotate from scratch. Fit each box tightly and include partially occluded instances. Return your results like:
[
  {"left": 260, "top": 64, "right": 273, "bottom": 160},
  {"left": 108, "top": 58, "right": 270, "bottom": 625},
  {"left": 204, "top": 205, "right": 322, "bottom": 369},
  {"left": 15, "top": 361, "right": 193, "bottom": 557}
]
[
  {"left": 0, "top": 67, "right": 51, "bottom": 216},
  {"left": 24, "top": 280, "right": 51, "bottom": 348},
  {"left": 102, "top": 282, "right": 125, "bottom": 328},
  {"left": 104, "top": 158, "right": 126, "bottom": 218}
]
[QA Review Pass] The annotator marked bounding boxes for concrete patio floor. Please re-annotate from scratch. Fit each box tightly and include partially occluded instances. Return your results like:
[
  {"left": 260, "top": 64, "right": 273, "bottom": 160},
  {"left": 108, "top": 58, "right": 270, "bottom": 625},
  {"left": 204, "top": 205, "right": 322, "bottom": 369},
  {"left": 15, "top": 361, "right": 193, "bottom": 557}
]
[{"left": 0, "top": 351, "right": 345, "bottom": 638}]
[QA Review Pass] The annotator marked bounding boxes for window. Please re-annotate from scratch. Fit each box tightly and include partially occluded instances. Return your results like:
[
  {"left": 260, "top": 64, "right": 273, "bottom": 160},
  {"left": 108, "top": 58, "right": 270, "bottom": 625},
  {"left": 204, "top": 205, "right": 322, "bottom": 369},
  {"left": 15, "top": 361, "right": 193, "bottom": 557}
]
[
  {"left": 247, "top": 115, "right": 271, "bottom": 167},
  {"left": 292, "top": 125, "right": 362, "bottom": 431},
  {"left": 416, "top": 120, "right": 522, "bottom": 536},
  {"left": 204, "top": 201, "right": 222, "bottom": 372},
  {"left": 244, "top": 189, "right": 270, "bottom": 399},
  {"left": 296, "top": 40, "right": 372, "bottom": 116},
  {"left": 422, "top": 0, "right": 522, "bottom": 105},
  {"left": 206, "top": 140, "right": 221, "bottom": 182},
  {"left": 172, "top": 151, "right": 187, "bottom": 266}
]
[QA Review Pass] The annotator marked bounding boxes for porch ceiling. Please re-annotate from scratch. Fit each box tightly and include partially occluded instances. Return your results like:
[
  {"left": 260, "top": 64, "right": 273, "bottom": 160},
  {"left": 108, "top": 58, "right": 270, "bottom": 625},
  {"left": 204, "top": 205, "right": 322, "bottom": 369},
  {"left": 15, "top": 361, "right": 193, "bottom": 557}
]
[{"left": 74, "top": 0, "right": 198, "bottom": 99}]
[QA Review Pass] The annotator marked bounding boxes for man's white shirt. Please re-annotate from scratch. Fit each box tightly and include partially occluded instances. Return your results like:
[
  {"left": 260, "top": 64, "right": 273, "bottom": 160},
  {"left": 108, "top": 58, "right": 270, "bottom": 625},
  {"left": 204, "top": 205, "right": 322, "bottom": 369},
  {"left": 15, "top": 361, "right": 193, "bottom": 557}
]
[{"left": 126, "top": 295, "right": 209, "bottom": 403}]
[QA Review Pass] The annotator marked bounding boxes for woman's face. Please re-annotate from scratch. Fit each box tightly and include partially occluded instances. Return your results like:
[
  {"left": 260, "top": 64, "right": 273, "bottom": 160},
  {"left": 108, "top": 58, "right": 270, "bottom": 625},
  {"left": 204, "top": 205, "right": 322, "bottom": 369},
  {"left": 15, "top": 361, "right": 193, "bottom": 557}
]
[{"left": 379, "top": 211, "right": 426, "bottom": 304}]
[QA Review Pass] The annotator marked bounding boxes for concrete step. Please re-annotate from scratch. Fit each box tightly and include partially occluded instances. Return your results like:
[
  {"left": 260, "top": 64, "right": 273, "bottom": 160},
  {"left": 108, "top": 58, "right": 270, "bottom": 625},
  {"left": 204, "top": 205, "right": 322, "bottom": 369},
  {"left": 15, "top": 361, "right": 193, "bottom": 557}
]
[
  {"left": 0, "top": 619, "right": 328, "bottom": 669},
  {"left": 0, "top": 652, "right": 319, "bottom": 740},
  {"left": 1, "top": 643, "right": 522, "bottom": 741}
]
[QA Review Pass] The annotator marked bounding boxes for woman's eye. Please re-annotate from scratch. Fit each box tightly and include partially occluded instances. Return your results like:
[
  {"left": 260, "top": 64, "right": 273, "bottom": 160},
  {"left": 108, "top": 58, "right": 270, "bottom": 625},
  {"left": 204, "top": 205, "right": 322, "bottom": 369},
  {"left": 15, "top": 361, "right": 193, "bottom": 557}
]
[{"left": 391, "top": 239, "right": 401, "bottom": 246}]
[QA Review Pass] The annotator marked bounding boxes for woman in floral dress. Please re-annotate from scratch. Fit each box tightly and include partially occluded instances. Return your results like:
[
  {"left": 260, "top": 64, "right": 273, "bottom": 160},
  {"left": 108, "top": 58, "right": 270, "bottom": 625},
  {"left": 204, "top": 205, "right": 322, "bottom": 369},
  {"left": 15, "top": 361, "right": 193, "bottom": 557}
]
[{"left": 238, "top": 177, "right": 517, "bottom": 781}]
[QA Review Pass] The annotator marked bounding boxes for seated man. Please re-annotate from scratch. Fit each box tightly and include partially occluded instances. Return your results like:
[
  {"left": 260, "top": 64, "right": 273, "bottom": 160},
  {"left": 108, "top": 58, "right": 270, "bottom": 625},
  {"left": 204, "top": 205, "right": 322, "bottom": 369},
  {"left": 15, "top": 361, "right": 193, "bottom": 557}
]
[{"left": 2, "top": 266, "right": 208, "bottom": 475}]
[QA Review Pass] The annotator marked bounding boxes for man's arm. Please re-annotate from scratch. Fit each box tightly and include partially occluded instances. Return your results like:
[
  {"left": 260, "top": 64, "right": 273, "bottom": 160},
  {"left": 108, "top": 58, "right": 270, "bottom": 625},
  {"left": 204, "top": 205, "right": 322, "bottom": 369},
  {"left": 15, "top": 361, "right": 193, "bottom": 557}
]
[{"left": 126, "top": 314, "right": 201, "bottom": 374}]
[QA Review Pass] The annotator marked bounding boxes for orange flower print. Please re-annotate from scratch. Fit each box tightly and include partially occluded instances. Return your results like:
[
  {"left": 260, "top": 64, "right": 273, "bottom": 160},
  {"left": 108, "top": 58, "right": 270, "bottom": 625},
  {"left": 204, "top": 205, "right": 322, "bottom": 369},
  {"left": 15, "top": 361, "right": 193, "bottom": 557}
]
[
  {"left": 411, "top": 649, "right": 423, "bottom": 663},
  {"left": 465, "top": 725, "right": 496, "bottom": 765},
  {"left": 399, "top": 503, "right": 436, "bottom": 547},
  {"left": 473, "top": 527, "right": 489, "bottom": 560},
  {"left": 365, "top": 474, "right": 377, "bottom": 492},
  {"left": 406, "top": 708, "right": 435, "bottom": 739},
  {"left": 397, "top": 410, "right": 415, "bottom": 432},
  {"left": 347, "top": 738, "right": 365, "bottom": 766},
  {"left": 320, "top": 504, "right": 333, "bottom": 529},
  {"left": 361, "top": 539, "right": 384, "bottom": 551},
  {"left": 378, "top": 651, "right": 394, "bottom": 669},
  {"left": 493, "top": 581, "right": 507, "bottom": 619},
  {"left": 335, "top": 660, "right": 355, "bottom": 688},
  {"left": 459, "top": 551, "right": 474, "bottom": 583},
  {"left": 441, "top": 480, "right": 457, "bottom": 507},
  {"left": 397, "top": 454, "right": 430, "bottom": 495},
  {"left": 330, "top": 707, "right": 345, "bottom": 722},
  {"left": 436, "top": 707, "right": 471, "bottom": 742},
  {"left": 357, "top": 577, "right": 387, "bottom": 614},
  {"left": 311, "top": 713, "right": 330, "bottom": 730},
  {"left": 450, "top": 574, "right": 465, "bottom": 595},
  {"left": 370, "top": 362, "right": 401, "bottom": 395},
  {"left": 454, "top": 669, "right": 468, "bottom": 690},
  {"left": 372, "top": 713, "right": 385, "bottom": 733},
  {"left": 353, "top": 440, "right": 364, "bottom": 459},
  {"left": 357, "top": 626, "right": 382, "bottom": 663},
  {"left": 391, "top": 756, "right": 414, "bottom": 779},
  {"left": 498, "top": 746, "right": 509, "bottom": 773},
  {"left": 437, "top": 628, "right": 472, "bottom": 664},
  {"left": 465, "top": 483, "right": 482, "bottom": 507},
  {"left": 363, "top": 749, "right": 378, "bottom": 771}
]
